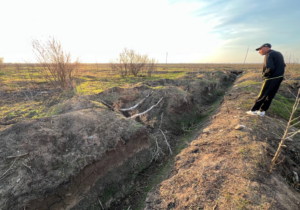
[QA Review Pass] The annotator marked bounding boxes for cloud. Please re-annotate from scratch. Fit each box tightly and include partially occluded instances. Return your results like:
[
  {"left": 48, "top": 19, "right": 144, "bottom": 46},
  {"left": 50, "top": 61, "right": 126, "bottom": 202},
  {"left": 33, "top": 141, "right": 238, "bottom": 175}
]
[
  {"left": 173, "top": 0, "right": 300, "bottom": 62},
  {"left": 193, "top": 0, "right": 300, "bottom": 42}
]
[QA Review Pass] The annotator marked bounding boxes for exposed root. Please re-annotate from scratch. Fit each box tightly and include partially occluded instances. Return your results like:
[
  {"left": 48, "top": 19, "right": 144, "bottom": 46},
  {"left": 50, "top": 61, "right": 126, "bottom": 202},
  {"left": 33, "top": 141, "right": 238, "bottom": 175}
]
[
  {"left": 0, "top": 158, "right": 17, "bottom": 181},
  {"left": 159, "top": 129, "right": 172, "bottom": 155},
  {"left": 130, "top": 97, "right": 163, "bottom": 119},
  {"left": 98, "top": 198, "right": 104, "bottom": 210},
  {"left": 120, "top": 91, "right": 153, "bottom": 111},
  {"left": 6, "top": 153, "right": 29, "bottom": 159},
  {"left": 22, "top": 162, "right": 33, "bottom": 173},
  {"left": 150, "top": 135, "right": 165, "bottom": 163}
]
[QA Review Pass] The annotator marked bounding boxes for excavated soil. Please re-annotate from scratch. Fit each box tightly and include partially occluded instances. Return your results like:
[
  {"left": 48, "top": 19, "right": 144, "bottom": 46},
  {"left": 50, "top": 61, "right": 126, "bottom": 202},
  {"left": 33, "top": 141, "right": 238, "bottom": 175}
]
[
  {"left": 0, "top": 108, "right": 151, "bottom": 209},
  {"left": 0, "top": 70, "right": 237, "bottom": 209}
]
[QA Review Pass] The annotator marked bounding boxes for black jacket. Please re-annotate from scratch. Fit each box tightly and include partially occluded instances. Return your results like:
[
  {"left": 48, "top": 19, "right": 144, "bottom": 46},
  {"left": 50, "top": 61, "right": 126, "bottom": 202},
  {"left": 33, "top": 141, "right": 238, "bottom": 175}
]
[{"left": 262, "top": 49, "right": 286, "bottom": 79}]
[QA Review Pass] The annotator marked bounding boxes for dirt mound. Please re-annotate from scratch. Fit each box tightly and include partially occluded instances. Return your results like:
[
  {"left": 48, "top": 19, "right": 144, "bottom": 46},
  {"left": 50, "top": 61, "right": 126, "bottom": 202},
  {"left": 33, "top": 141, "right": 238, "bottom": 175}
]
[
  {"left": 95, "top": 73, "right": 235, "bottom": 137},
  {"left": 144, "top": 72, "right": 300, "bottom": 209},
  {"left": 46, "top": 95, "right": 107, "bottom": 116},
  {"left": 0, "top": 108, "right": 150, "bottom": 209}
]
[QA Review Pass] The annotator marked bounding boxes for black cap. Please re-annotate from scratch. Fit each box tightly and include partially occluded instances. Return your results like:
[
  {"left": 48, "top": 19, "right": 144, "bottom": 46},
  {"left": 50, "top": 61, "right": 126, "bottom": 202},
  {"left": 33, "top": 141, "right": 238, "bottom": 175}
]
[{"left": 256, "top": 43, "right": 271, "bottom": 51}]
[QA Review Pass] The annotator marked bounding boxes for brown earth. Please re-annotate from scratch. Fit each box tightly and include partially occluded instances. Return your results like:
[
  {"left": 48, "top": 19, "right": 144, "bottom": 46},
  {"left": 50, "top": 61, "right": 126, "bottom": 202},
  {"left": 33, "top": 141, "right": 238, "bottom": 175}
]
[
  {"left": 0, "top": 70, "right": 237, "bottom": 209},
  {"left": 0, "top": 108, "right": 151, "bottom": 210},
  {"left": 144, "top": 72, "right": 300, "bottom": 210}
]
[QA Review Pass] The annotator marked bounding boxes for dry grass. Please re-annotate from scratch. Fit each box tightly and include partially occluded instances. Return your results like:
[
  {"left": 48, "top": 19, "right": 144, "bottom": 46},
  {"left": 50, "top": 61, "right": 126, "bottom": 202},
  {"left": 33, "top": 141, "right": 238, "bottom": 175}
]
[
  {"left": 0, "top": 63, "right": 262, "bottom": 93},
  {"left": 146, "top": 66, "right": 300, "bottom": 210},
  {"left": 0, "top": 63, "right": 298, "bottom": 132}
]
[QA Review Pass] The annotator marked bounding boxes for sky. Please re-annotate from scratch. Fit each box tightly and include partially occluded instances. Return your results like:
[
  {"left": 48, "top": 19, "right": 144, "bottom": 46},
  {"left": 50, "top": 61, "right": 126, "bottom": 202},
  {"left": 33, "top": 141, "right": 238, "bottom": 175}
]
[{"left": 1, "top": 0, "right": 300, "bottom": 63}]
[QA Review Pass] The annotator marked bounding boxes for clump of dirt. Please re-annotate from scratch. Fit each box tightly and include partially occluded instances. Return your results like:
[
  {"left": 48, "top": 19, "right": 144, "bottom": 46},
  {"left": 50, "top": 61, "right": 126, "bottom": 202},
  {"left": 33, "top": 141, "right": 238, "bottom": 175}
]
[{"left": 144, "top": 71, "right": 300, "bottom": 210}]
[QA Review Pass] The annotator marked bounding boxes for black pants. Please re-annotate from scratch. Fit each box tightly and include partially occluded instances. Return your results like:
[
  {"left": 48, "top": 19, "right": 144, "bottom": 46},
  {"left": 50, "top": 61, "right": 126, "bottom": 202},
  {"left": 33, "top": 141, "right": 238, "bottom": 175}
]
[{"left": 251, "top": 77, "right": 283, "bottom": 112}]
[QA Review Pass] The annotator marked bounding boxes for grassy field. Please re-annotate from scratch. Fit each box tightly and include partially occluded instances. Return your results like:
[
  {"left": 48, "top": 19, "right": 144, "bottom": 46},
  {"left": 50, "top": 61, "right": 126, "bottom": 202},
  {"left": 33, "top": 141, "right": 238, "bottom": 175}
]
[
  {"left": 1, "top": 63, "right": 299, "bottom": 131},
  {"left": 0, "top": 63, "right": 261, "bottom": 93}
]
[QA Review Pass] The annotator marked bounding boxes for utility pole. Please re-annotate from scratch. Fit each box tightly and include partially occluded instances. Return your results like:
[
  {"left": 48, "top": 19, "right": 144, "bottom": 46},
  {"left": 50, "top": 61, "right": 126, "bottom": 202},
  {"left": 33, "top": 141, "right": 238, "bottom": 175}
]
[
  {"left": 244, "top": 46, "right": 249, "bottom": 64},
  {"left": 166, "top": 52, "right": 168, "bottom": 65}
]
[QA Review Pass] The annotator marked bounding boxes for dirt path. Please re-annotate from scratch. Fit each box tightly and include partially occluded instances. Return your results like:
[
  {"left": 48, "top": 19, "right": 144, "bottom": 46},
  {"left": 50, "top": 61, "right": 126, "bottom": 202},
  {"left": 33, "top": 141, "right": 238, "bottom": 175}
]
[{"left": 144, "top": 72, "right": 300, "bottom": 209}]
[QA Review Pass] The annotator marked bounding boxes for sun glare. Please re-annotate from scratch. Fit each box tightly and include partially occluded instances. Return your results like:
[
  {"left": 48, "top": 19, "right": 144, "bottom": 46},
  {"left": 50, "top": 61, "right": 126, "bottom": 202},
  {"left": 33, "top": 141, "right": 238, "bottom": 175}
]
[{"left": 0, "top": 0, "right": 224, "bottom": 63}]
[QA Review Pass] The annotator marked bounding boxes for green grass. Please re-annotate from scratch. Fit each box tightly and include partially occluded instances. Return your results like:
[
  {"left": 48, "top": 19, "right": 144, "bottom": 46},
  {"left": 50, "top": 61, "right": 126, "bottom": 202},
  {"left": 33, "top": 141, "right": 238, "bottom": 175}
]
[
  {"left": 1, "top": 63, "right": 299, "bottom": 131},
  {"left": 275, "top": 93, "right": 295, "bottom": 105},
  {"left": 76, "top": 71, "right": 186, "bottom": 95},
  {"left": 236, "top": 80, "right": 262, "bottom": 87},
  {"left": 240, "top": 99, "right": 255, "bottom": 110},
  {"left": 236, "top": 80, "right": 261, "bottom": 92},
  {"left": 102, "top": 185, "right": 117, "bottom": 203},
  {"left": 152, "top": 86, "right": 167, "bottom": 90},
  {"left": 47, "top": 103, "right": 64, "bottom": 116},
  {"left": 270, "top": 94, "right": 298, "bottom": 121}
]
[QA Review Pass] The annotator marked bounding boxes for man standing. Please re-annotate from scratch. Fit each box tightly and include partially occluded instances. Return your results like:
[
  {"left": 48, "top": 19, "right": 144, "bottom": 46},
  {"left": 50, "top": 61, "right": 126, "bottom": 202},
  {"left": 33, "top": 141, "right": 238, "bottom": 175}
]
[{"left": 246, "top": 43, "right": 286, "bottom": 116}]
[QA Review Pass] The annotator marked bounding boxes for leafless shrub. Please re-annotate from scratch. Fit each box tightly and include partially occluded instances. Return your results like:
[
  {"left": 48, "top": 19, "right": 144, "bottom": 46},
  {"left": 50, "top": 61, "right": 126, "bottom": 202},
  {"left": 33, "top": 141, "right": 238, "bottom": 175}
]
[
  {"left": 109, "top": 61, "right": 126, "bottom": 77},
  {"left": 129, "top": 53, "right": 148, "bottom": 77},
  {"left": 109, "top": 48, "right": 132, "bottom": 77},
  {"left": 110, "top": 48, "right": 157, "bottom": 77},
  {"left": 270, "top": 88, "right": 300, "bottom": 172},
  {"left": 146, "top": 58, "right": 158, "bottom": 77},
  {"left": 31, "top": 36, "right": 80, "bottom": 92}
]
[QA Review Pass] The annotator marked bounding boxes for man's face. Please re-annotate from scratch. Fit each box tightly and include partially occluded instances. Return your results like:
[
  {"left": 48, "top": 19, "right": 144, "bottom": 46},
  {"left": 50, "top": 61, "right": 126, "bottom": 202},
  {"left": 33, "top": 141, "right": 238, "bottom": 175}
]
[{"left": 258, "top": 47, "right": 270, "bottom": 55}]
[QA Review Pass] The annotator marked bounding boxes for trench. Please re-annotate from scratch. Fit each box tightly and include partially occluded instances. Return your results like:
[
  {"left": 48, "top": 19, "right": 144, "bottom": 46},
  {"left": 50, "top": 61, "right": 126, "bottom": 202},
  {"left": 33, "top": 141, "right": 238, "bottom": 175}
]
[
  {"left": 110, "top": 99, "right": 223, "bottom": 210},
  {"left": 0, "top": 70, "right": 242, "bottom": 210},
  {"left": 107, "top": 71, "right": 242, "bottom": 210}
]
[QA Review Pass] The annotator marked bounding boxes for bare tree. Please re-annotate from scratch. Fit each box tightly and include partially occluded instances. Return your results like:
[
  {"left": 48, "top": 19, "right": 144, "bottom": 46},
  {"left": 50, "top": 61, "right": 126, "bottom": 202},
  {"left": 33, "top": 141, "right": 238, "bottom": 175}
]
[
  {"left": 31, "top": 37, "right": 80, "bottom": 92},
  {"left": 147, "top": 58, "right": 158, "bottom": 77},
  {"left": 110, "top": 48, "right": 157, "bottom": 77},
  {"left": 119, "top": 48, "right": 130, "bottom": 76},
  {"left": 109, "top": 59, "right": 126, "bottom": 77},
  {"left": 109, "top": 48, "right": 131, "bottom": 77},
  {"left": 127, "top": 50, "right": 148, "bottom": 77}
]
